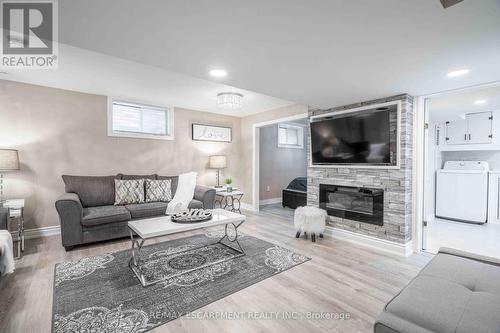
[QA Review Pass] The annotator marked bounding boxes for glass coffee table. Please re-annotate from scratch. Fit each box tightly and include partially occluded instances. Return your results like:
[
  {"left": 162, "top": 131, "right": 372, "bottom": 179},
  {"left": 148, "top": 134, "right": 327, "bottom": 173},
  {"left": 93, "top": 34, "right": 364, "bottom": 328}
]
[{"left": 127, "top": 209, "right": 245, "bottom": 287}]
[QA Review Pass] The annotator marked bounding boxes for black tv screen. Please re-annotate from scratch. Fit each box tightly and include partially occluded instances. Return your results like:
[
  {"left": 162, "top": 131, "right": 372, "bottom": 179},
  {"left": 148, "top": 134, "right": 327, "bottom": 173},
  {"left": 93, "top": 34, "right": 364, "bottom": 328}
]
[{"left": 310, "top": 108, "right": 393, "bottom": 165}]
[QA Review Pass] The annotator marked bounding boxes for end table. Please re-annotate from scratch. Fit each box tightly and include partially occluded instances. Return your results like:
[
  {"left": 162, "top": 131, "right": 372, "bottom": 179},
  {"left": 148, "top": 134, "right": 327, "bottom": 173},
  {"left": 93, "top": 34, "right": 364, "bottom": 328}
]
[
  {"left": 4, "top": 199, "right": 25, "bottom": 259},
  {"left": 214, "top": 190, "right": 244, "bottom": 214}
]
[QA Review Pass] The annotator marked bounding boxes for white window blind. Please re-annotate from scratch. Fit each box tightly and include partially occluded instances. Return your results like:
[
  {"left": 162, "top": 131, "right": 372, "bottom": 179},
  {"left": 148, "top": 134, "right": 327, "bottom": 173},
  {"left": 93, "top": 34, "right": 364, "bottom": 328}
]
[
  {"left": 110, "top": 101, "right": 172, "bottom": 140},
  {"left": 278, "top": 123, "right": 304, "bottom": 148}
]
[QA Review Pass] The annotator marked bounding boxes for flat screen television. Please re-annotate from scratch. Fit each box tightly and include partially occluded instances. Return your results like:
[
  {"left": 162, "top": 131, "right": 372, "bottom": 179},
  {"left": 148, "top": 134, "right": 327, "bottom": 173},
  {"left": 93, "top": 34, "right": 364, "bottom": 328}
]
[{"left": 310, "top": 105, "right": 396, "bottom": 166}]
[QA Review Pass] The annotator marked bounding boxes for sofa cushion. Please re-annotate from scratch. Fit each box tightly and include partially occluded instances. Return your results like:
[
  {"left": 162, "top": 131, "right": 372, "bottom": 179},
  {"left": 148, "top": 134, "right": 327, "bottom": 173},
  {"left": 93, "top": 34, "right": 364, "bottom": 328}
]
[
  {"left": 377, "top": 253, "right": 500, "bottom": 333},
  {"left": 82, "top": 205, "right": 131, "bottom": 227},
  {"left": 157, "top": 175, "right": 179, "bottom": 196},
  {"left": 125, "top": 202, "right": 168, "bottom": 219},
  {"left": 188, "top": 199, "right": 203, "bottom": 209},
  {"left": 145, "top": 179, "right": 172, "bottom": 202},
  {"left": 62, "top": 175, "right": 122, "bottom": 208}
]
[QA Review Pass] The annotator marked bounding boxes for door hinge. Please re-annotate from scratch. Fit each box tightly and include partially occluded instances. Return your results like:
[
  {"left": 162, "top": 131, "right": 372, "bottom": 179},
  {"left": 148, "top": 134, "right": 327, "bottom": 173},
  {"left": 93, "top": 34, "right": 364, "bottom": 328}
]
[
  {"left": 489, "top": 116, "right": 493, "bottom": 120},
  {"left": 489, "top": 134, "right": 493, "bottom": 138},
  {"left": 424, "top": 123, "right": 429, "bottom": 130},
  {"left": 445, "top": 137, "right": 449, "bottom": 141},
  {"left": 423, "top": 220, "right": 428, "bottom": 227}
]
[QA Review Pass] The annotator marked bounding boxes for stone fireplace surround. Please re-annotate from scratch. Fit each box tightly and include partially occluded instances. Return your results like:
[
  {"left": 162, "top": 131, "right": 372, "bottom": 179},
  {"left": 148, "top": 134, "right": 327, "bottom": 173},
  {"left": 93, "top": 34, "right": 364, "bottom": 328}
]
[{"left": 307, "top": 94, "right": 414, "bottom": 248}]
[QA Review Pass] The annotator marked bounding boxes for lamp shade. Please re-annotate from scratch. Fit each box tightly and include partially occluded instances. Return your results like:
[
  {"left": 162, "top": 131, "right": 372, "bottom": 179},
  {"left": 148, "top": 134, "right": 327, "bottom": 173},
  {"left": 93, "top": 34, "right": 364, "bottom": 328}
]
[
  {"left": 0, "top": 149, "right": 20, "bottom": 171},
  {"left": 209, "top": 155, "right": 227, "bottom": 169}
]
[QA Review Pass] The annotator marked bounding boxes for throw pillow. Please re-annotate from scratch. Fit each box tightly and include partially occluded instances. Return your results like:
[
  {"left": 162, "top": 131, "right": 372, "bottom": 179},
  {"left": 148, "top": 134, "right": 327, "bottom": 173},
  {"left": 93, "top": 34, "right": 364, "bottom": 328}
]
[
  {"left": 114, "top": 179, "right": 145, "bottom": 205},
  {"left": 145, "top": 179, "right": 172, "bottom": 202}
]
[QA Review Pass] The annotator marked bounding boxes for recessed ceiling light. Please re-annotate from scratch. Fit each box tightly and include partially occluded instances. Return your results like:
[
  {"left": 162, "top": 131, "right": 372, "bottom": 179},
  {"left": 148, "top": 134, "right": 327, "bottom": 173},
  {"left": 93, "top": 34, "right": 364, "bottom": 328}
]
[
  {"left": 209, "top": 69, "right": 227, "bottom": 77},
  {"left": 474, "top": 99, "right": 487, "bottom": 105},
  {"left": 447, "top": 69, "right": 469, "bottom": 78}
]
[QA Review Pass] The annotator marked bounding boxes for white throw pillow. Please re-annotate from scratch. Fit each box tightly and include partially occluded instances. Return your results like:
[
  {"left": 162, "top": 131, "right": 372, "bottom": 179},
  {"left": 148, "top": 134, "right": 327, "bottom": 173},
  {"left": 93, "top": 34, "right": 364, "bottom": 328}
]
[{"left": 114, "top": 179, "right": 145, "bottom": 205}]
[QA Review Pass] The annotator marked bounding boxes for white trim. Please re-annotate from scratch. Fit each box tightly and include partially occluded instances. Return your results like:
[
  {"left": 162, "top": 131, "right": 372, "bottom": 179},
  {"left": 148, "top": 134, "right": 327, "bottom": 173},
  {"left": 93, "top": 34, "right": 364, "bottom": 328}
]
[
  {"left": 259, "top": 197, "right": 282, "bottom": 205},
  {"left": 252, "top": 113, "right": 309, "bottom": 212},
  {"left": 107, "top": 97, "right": 175, "bottom": 141},
  {"left": 326, "top": 226, "right": 414, "bottom": 257},
  {"left": 11, "top": 225, "right": 61, "bottom": 241},
  {"left": 240, "top": 202, "right": 257, "bottom": 212},
  {"left": 309, "top": 100, "right": 402, "bottom": 170}
]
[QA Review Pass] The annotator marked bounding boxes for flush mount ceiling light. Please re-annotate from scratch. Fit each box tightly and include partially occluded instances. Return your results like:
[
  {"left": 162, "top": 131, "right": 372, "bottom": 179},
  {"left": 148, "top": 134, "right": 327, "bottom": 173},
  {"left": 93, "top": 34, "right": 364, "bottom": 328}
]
[
  {"left": 447, "top": 69, "right": 469, "bottom": 78},
  {"left": 474, "top": 99, "right": 487, "bottom": 105},
  {"left": 217, "top": 92, "right": 244, "bottom": 110},
  {"left": 209, "top": 69, "right": 227, "bottom": 77}
]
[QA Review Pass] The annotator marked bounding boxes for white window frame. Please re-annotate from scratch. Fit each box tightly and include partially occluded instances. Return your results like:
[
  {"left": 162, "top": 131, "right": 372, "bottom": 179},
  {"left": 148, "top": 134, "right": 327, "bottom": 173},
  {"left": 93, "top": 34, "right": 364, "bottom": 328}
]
[
  {"left": 107, "top": 98, "right": 174, "bottom": 140},
  {"left": 277, "top": 123, "right": 304, "bottom": 149}
]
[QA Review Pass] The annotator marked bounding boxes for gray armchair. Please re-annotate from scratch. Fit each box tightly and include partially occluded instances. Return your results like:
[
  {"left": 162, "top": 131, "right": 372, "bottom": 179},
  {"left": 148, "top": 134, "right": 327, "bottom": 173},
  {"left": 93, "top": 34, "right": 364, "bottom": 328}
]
[{"left": 55, "top": 174, "right": 216, "bottom": 250}]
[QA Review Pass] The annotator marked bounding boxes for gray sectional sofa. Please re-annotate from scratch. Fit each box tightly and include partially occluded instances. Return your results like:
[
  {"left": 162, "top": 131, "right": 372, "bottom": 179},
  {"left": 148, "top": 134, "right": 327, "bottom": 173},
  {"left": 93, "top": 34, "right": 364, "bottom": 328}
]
[
  {"left": 55, "top": 174, "right": 215, "bottom": 250},
  {"left": 375, "top": 247, "right": 500, "bottom": 333}
]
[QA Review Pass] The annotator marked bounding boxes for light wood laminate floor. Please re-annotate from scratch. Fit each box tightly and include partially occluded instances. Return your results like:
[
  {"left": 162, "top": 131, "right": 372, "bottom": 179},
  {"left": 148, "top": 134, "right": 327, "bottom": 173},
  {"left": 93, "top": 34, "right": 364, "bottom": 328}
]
[{"left": 0, "top": 204, "right": 432, "bottom": 333}]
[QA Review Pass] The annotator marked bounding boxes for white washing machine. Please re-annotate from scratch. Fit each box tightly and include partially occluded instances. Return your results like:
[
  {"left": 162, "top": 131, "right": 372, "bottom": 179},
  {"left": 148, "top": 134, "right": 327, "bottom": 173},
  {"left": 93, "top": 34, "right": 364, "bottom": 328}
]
[{"left": 436, "top": 161, "right": 489, "bottom": 224}]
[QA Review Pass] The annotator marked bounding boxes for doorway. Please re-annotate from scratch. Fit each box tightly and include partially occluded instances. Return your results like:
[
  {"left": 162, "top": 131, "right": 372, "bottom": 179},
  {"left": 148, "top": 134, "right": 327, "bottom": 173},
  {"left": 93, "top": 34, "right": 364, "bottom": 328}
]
[{"left": 421, "top": 84, "right": 500, "bottom": 257}]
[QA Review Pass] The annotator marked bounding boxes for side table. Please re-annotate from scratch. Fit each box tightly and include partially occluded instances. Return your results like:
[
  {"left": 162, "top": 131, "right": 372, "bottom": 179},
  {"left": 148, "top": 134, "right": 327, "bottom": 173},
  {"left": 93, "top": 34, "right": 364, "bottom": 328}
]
[
  {"left": 3, "top": 199, "right": 25, "bottom": 259},
  {"left": 214, "top": 190, "right": 244, "bottom": 214}
]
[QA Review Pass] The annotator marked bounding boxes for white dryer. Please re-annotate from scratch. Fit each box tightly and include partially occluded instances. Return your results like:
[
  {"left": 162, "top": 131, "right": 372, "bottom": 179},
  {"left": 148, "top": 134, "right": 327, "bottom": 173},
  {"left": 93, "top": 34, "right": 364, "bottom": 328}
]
[{"left": 436, "top": 161, "right": 489, "bottom": 224}]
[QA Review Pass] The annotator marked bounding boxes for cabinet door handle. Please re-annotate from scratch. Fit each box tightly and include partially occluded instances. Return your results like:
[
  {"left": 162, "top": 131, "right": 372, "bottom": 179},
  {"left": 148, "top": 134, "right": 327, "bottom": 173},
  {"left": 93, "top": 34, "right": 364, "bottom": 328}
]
[
  {"left": 465, "top": 134, "right": 467, "bottom": 140},
  {"left": 469, "top": 134, "right": 471, "bottom": 140}
]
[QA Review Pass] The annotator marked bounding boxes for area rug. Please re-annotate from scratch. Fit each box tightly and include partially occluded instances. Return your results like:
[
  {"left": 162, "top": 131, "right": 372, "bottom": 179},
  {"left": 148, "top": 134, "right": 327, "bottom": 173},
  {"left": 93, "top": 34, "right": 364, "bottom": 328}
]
[{"left": 52, "top": 231, "right": 310, "bottom": 333}]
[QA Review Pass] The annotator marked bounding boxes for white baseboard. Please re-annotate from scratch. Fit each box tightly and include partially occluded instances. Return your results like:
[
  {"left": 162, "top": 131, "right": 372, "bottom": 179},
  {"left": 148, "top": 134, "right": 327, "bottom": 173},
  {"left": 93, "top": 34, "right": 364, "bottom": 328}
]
[
  {"left": 259, "top": 197, "right": 282, "bottom": 205},
  {"left": 11, "top": 225, "right": 61, "bottom": 241},
  {"left": 326, "top": 226, "right": 414, "bottom": 257},
  {"left": 240, "top": 202, "right": 257, "bottom": 212}
]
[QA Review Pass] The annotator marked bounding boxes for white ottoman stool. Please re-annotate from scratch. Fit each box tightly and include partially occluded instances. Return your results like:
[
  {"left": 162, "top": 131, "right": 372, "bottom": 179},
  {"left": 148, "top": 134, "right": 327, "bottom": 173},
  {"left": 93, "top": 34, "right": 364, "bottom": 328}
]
[{"left": 294, "top": 206, "right": 327, "bottom": 242}]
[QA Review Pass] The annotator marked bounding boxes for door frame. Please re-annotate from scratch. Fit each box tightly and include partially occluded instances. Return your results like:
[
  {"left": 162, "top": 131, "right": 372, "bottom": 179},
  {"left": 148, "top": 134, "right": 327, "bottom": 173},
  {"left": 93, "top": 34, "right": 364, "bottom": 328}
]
[
  {"left": 252, "top": 113, "right": 309, "bottom": 212},
  {"left": 413, "top": 81, "right": 500, "bottom": 253}
]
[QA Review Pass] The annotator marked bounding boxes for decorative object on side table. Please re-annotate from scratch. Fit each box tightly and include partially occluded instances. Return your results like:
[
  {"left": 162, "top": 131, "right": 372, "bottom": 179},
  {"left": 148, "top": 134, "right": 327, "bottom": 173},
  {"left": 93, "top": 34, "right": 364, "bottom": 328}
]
[
  {"left": 192, "top": 124, "right": 232, "bottom": 143},
  {"left": 3, "top": 199, "right": 25, "bottom": 258},
  {"left": 0, "top": 149, "right": 20, "bottom": 205},
  {"left": 294, "top": 206, "right": 327, "bottom": 242},
  {"left": 209, "top": 155, "right": 227, "bottom": 188},
  {"left": 224, "top": 177, "right": 233, "bottom": 192},
  {"left": 214, "top": 190, "right": 244, "bottom": 214}
]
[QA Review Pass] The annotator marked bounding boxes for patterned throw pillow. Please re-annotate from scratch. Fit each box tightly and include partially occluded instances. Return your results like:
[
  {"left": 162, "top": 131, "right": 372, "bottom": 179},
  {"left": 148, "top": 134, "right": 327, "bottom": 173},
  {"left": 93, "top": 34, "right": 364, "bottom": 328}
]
[
  {"left": 145, "top": 179, "right": 172, "bottom": 202},
  {"left": 114, "top": 179, "right": 145, "bottom": 205}
]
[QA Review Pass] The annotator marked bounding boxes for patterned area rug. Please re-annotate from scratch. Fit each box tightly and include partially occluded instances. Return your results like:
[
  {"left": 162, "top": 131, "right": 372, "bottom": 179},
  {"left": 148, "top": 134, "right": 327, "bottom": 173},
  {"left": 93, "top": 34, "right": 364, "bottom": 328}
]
[{"left": 52, "top": 231, "right": 310, "bottom": 333}]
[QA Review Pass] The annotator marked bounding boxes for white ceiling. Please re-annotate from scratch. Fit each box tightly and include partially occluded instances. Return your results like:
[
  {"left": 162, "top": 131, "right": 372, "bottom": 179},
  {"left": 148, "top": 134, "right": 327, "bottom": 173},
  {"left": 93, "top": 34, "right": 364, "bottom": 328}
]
[
  {"left": 429, "top": 84, "right": 500, "bottom": 123},
  {"left": 1, "top": 44, "right": 294, "bottom": 117},
  {"left": 55, "top": 0, "right": 500, "bottom": 109}
]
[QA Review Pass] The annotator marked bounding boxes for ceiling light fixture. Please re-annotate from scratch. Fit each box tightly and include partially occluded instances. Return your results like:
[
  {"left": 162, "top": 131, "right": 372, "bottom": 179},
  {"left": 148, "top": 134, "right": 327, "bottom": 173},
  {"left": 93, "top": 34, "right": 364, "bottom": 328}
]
[
  {"left": 474, "top": 99, "right": 487, "bottom": 105},
  {"left": 209, "top": 69, "right": 227, "bottom": 77},
  {"left": 217, "top": 92, "right": 243, "bottom": 110},
  {"left": 447, "top": 69, "right": 469, "bottom": 78}
]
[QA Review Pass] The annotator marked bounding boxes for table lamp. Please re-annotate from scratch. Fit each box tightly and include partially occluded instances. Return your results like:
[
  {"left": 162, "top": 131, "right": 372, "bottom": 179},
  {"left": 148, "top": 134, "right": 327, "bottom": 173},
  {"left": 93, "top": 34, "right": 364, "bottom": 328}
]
[
  {"left": 0, "top": 149, "right": 20, "bottom": 204},
  {"left": 209, "top": 155, "right": 227, "bottom": 188}
]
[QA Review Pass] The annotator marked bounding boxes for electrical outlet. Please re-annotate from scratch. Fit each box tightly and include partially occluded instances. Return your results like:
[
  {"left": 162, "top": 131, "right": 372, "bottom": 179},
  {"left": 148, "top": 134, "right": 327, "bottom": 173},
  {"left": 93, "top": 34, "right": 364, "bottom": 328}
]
[{"left": 266, "top": 186, "right": 270, "bottom": 192}]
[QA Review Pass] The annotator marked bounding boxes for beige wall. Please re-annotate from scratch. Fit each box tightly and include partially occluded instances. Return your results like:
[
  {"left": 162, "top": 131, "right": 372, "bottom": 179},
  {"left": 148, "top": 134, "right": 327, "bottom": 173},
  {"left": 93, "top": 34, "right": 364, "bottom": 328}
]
[
  {"left": 0, "top": 80, "right": 242, "bottom": 229},
  {"left": 240, "top": 104, "right": 309, "bottom": 205},
  {"left": 259, "top": 124, "right": 307, "bottom": 201}
]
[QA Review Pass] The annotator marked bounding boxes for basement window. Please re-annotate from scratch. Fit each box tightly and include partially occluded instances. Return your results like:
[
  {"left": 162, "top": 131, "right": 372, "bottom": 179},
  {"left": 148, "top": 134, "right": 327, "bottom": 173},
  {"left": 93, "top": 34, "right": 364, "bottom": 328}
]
[
  {"left": 108, "top": 100, "right": 173, "bottom": 140},
  {"left": 278, "top": 123, "right": 304, "bottom": 149}
]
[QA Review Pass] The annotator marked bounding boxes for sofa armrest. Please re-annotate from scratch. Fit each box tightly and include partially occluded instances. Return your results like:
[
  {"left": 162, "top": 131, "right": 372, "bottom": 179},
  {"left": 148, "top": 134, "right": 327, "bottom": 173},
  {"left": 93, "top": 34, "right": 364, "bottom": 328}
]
[
  {"left": 438, "top": 247, "right": 500, "bottom": 266},
  {"left": 193, "top": 185, "right": 216, "bottom": 209},
  {"left": 55, "top": 193, "right": 84, "bottom": 248}
]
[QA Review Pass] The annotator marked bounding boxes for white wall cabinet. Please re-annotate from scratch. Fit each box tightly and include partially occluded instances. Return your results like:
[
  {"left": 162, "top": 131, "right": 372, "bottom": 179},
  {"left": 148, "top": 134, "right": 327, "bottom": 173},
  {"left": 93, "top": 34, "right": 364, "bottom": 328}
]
[
  {"left": 440, "top": 111, "right": 496, "bottom": 151},
  {"left": 468, "top": 112, "right": 492, "bottom": 144}
]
